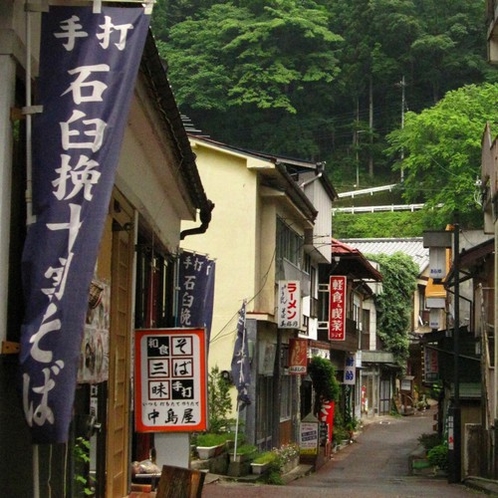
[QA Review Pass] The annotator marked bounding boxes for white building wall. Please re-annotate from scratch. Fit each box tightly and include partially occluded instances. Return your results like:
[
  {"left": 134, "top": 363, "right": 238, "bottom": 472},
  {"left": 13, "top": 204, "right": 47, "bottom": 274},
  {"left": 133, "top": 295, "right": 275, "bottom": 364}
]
[{"left": 304, "top": 179, "right": 332, "bottom": 264}]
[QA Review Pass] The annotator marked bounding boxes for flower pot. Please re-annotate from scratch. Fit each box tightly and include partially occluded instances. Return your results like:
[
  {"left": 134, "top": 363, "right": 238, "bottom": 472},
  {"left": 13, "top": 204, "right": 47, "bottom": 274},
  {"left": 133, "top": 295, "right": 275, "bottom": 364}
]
[
  {"left": 250, "top": 462, "right": 270, "bottom": 475},
  {"left": 197, "top": 444, "right": 224, "bottom": 460},
  {"left": 282, "top": 457, "right": 299, "bottom": 474}
]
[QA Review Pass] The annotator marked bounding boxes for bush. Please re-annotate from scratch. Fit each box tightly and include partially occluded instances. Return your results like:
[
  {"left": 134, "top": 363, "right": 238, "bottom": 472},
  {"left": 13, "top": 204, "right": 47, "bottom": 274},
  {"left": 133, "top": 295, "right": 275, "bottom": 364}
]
[
  {"left": 333, "top": 425, "right": 349, "bottom": 445},
  {"left": 232, "top": 443, "right": 257, "bottom": 456},
  {"left": 418, "top": 432, "right": 441, "bottom": 451},
  {"left": 308, "top": 357, "right": 340, "bottom": 410},
  {"left": 427, "top": 443, "right": 448, "bottom": 470},
  {"left": 195, "top": 432, "right": 236, "bottom": 447},
  {"left": 254, "top": 443, "right": 300, "bottom": 483},
  {"left": 252, "top": 451, "right": 277, "bottom": 465},
  {"left": 208, "top": 366, "right": 233, "bottom": 433}
]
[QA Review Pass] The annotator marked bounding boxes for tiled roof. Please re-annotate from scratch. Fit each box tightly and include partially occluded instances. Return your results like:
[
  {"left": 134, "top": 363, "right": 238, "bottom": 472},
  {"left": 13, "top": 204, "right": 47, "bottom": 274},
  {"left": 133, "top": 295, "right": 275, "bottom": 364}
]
[
  {"left": 331, "top": 239, "right": 383, "bottom": 281},
  {"left": 341, "top": 237, "right": 429, "bottom": 274}
]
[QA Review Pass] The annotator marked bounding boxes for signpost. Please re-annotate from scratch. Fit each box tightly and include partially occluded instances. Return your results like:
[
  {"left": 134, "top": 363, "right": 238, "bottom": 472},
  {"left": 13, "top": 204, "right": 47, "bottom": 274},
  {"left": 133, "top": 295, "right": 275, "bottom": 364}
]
[{"left": 134, "top": 328, "right": 208, "bottom": 433}]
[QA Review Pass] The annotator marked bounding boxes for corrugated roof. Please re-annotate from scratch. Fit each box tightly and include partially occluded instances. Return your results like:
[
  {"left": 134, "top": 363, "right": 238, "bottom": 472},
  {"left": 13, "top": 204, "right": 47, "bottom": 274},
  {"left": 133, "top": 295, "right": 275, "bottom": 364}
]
[{"left": 342, "top": 238, "right": 429, "bottom": 274}]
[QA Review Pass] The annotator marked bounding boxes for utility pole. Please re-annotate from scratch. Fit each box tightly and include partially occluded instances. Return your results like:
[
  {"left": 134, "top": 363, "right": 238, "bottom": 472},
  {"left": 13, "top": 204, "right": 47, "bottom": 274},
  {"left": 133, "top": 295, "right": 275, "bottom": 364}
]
[
  {"left": 448, "top": 222, "right": 461, "bottom": 483},
  {"left": 369, "top": 76, "right": 374, "bottom": 178},
  {"left": 399, "top": 75, "right": 406, "bottom": 182}
]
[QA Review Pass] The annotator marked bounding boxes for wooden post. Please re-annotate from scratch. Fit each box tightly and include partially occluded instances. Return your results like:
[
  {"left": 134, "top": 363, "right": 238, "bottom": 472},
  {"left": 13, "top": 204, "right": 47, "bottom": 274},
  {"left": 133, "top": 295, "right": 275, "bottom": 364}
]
[{"left": 155, "top": 465, "right": 206, "bottom": 498}]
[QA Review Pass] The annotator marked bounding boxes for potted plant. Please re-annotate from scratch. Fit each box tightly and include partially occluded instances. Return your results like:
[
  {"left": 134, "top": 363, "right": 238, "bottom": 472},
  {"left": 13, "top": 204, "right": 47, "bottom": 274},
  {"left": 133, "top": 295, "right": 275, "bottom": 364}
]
[
  {"left": 250, "top": 451, "right": 276, "bottom": 475},
  {"left": 274, "top": 443, "right": 300, "bottom": 473},
  {"left": 229, "top": 443, "right": 257, "bottom": 463},
  {"left": 345, "top": 417, "right": 359, "bottom": 440},
  {"left": 195, "top": 432, "right": 231, "bottom": 459}
]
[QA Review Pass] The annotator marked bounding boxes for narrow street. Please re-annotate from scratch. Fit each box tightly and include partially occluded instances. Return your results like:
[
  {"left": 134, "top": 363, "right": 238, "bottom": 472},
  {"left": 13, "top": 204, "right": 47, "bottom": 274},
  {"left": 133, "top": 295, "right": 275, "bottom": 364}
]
[{"left": 202, "top": 407, "right": 484, "bottom": 497}]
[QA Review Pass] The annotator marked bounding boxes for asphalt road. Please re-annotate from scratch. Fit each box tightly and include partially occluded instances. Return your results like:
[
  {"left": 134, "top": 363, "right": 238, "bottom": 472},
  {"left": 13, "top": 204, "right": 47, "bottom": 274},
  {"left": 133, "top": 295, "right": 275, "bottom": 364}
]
[{"left": 202, "top": 407, "right": 485, "bottom": 497}]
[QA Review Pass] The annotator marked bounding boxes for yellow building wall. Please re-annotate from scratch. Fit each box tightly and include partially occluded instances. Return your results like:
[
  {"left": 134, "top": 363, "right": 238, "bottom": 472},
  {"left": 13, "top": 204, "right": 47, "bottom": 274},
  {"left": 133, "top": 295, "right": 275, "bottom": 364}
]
[{"left": 183, "top": 141, "right": 261, "bottom": 372}]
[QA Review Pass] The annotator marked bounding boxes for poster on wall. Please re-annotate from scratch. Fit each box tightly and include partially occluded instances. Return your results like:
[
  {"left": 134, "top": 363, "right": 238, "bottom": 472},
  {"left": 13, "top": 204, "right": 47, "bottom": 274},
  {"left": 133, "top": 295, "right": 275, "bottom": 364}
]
[
  {"left": 78, "top": 280, "right": 109, "bottom": 383},
  {"left": 134, "top": 328, "right": 208, "bottom": 433}
]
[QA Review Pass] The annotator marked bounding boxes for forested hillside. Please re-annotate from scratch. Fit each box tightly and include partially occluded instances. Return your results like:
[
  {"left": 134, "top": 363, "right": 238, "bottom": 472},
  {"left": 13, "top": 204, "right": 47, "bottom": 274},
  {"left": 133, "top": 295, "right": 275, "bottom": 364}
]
[{"left": 151, "top": 0, "right": 498, "bottom": 232}]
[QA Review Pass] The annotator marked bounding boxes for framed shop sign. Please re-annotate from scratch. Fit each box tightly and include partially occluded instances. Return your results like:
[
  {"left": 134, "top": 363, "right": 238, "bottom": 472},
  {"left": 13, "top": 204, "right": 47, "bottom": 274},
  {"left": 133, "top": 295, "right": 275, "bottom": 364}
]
[{"left": 134, "top": 328, "right": 208, "bottom": 433}]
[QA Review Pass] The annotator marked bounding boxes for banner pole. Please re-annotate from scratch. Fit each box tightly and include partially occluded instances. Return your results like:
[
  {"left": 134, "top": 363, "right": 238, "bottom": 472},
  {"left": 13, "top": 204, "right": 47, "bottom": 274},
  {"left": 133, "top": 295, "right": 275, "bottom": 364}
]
[
  {"left": 25, "top": 2, "right": 34, "bottom": 226},
  {"left": 33, "top": 445, "right": 40, "bottom": 498},
  {"left": 233, "top": 302, "right": 247, "bottom": 461},
  {"left": 233, "top": 400, "right": 241, "bottom": 461}
]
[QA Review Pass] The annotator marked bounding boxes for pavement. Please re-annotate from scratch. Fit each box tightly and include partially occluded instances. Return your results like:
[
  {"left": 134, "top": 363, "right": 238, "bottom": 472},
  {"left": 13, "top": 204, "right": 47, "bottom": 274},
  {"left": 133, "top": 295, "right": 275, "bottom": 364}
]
[
  {"left": 204, "top": 408, "right": 498, "bottom": 496},
  {"left": 130, "top": 407, "right": 498, "bottom": 497}
]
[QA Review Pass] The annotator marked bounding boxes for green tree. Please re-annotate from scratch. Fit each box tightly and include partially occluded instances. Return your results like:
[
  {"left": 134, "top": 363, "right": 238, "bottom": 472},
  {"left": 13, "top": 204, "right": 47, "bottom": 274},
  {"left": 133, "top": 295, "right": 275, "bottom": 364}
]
[
  {"left": 155, "top": 1, "right": 342, "bottom": 157},
  {"left": 151, "top": 0, "right": 495, "bottom": 185},
  {"left": 371, "top": 252, "right": 418, "bottom": 366},
  {"left": 308, "top": 356, "right": 340, "bottom": 415},
  {"left": 207, "top": 366, "right": 233, "bottom": 433},
  {"left": 387, "top": 83, "right": 498, "bottom": 228},
  {"left": 333, "top": 211, "right": 426, "bottom": 238},
  {"left": 161, "top": 1, "right": 342, "bottom": 113}
]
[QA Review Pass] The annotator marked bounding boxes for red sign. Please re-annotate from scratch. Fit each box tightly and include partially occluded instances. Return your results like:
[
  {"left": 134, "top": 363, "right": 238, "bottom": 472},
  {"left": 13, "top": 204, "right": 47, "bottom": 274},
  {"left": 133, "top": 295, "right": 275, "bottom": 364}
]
[
  {"left": 329, "top": 276, "right": 346, "bottom": 341},
  {"left": 320, "top": 400, "right": 335, "bottom": 443},
  {"left": 134, "top": 328, "right": 208, "bottom": 433},
  {"left": 289, "top": 338, "right": 308, "bottom": 374}
]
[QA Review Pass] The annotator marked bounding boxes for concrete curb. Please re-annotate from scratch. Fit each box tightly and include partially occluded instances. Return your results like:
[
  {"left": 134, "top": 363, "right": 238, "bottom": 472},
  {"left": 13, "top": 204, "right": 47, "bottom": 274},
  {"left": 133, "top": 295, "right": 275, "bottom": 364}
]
[{"left": 464, "top": 476, "right": 498, "bottom": 496}]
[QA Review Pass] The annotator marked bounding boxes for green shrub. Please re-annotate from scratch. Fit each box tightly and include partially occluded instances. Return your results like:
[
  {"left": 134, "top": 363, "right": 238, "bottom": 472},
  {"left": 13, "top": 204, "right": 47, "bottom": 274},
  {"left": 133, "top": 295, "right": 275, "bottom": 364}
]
[
  {"left": 265, "top": 469, "right": 284, "bottom": 485},
  {"left": 427, "top": 443, "right": 448, "bottom": 470},
  {"left": 195, "top": 432, "right": 235, "bottom": 447},
  {"left": 232, "top": 443, "right": 257, "bottom": 455},
  {"left": 418, "top": 432, "right": 441, "bottom": 451},
  {"left": 252, "top": 451, "right": 277, "bottom": 465},
  {"left": 308, "top": 357, "right": 340, "bottom": 412},
  {"left": 208, "top": 366, "right": 233, "bottom": 433}
]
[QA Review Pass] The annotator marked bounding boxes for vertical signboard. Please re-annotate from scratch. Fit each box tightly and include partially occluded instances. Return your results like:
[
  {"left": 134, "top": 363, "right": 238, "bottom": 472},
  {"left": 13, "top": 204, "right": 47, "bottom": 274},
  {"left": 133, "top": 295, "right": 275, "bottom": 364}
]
[
  {"left": 289, "top": 338, "right": 308, "bottom": 374},
  {"left": 320, "top": 400, "right": 335, "bottom": 446},
  {"left": 329, "top": 276, "right": 346, "bottom": 341},
  {"left": 134, "top": 328, "right": 208, "bottom": 433},
  {"left": 277, "top": 280, "right": 301, "bottom": 329},
  {"left": 424, "top": 345, "right": 439, "bottom": 383},
  {"left": 344, "top": 354, "right": 356, "bottom": 385},
  {"left": 300, "top": 420, "right": 319, "bottom": 456}
]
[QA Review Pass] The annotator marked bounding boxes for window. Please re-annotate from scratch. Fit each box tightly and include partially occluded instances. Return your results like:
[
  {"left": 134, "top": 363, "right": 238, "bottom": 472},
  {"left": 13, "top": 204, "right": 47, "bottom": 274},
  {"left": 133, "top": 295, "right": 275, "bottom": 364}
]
[
  {"left": 135, "top": 238, "right": 173, "bottom": 329},
  {"left": 276, "top": 217, "right": 304, "bottom": 268}
]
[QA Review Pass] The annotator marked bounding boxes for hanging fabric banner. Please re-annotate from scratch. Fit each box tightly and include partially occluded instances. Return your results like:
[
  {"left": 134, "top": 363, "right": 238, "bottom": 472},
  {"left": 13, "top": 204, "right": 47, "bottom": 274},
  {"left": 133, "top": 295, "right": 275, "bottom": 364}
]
[
  {"left": 176, "top": 251, "right": 216, "bottom": 343},
  {"left": 231, "top": 301, "right": 251, "bottom": 410},
  {"left": 19, "top": 6, "right": 150, "bottom": 444}
]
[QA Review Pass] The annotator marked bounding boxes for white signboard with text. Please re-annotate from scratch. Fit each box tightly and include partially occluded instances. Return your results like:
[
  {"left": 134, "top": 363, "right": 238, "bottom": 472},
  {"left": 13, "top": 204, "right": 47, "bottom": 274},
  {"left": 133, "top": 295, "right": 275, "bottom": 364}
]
[{"left": 134, "top": 328, "right": 207, "bottom": 433}]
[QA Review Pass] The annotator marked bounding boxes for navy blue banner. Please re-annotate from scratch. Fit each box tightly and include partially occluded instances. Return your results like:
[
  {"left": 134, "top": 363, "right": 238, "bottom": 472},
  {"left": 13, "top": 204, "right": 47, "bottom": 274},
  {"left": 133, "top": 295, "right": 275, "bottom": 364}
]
[
  {"left": 20, "top": 6, "right": 150, "bottom": 443},
  {"left": 231, "top": 301, "right": 251, "bottom": 410},
  {"left": 177, "top": 251, "right": 216, "bottom": 343}
]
